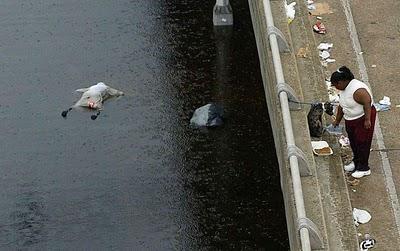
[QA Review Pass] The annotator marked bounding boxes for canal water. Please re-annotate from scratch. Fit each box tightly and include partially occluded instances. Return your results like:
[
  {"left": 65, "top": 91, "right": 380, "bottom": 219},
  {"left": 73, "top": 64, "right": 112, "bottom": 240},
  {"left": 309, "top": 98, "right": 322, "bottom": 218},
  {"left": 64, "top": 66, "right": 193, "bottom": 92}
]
[{"left": 0, "top": 0, "right": 288, "bottom": 250}]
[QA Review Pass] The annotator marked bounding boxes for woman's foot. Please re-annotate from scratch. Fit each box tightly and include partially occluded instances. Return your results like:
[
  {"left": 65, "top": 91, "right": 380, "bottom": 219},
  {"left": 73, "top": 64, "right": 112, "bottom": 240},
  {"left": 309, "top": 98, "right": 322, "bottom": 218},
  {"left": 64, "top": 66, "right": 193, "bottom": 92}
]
[{"left": 352, "top": 170, "right": 371, "bottom": 178}]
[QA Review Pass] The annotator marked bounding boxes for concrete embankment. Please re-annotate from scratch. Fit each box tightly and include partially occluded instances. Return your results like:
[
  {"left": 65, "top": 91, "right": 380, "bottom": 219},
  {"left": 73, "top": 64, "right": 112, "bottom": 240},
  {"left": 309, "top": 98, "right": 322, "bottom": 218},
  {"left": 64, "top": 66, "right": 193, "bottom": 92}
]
[{"left": 248, "top": 0, "right": 361, "bottom": 249}]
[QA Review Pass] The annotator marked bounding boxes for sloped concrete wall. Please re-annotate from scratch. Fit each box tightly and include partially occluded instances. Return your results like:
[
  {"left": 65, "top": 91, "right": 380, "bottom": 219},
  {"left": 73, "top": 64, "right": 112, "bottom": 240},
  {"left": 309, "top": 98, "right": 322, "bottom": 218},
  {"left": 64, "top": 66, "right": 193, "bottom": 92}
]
[{"left": 248, "top": 1, "right": 300, "bottom": 249}]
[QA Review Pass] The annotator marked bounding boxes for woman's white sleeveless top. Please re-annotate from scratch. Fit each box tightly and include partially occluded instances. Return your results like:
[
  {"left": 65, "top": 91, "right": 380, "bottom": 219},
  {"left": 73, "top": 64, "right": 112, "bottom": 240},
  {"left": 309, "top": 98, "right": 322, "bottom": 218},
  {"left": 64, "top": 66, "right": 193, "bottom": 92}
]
[{"left": 339, "top": 79, "right": 373, "bottom": 120}]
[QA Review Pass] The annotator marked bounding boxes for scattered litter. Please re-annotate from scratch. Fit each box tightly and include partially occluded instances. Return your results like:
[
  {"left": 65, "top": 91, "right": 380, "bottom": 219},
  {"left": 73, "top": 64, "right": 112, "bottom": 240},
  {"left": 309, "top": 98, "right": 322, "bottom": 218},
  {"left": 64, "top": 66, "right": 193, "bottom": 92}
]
[
  {"left": 326, "top": 79, "right": 338, "bottom": 93},
  {"left": 374, "top": 96, "right": 391, "bottom": 111},
  {"left": 348, "top": 178, "right": 360, "bottom": 186},
  {"left": 353, "top": 208, "right": 372, "bottom": 226},
  {"left": 317, "top": 43, "right": 335, "bottom": 64},
  {"left": 306, "top": 0, "right": 316, "bottom": 10},
  {"left": 319, "top": 50, "right": 330, "bottom": 59},
  {"left": 358, "top": 233, "right": 362, "bottom": 237},
  {"left": 326, "top": 124, "right": 344, "bottom": 135},
  {"left": 297, "top": 47, "right": 310, "bottom": 58},
  {"left": 341, "top": 153, "right": 353, "bottom": 164},
  {"left": 285, "top": 1, "right": 296, "bottom": 24},
  {"left": 311, "top": 141, "right": 333, "bottom": 156},
  {"left": 326, "top": 80, "right": 341, "bottom": 102},
  {"left": 360, "top": 234, "right": 376, "bottom": 251},
  {"left": 313, "top": 20, "right": 326, "bottom": 34},
  {"left": 317, "top": 42, "right": 333, "bottom": 50},
  {"left": 359, "top": 51, "right": 364, "bottom": 55},
  {"left": 325, "top": 80, "right": 332, "bottom": 88},
  {"left": 371, "top": 64, "right": 377, "bottom": 68},
  {"left": 307, "top": 4, "right": 316, "bottom": 10},
  {"left": 316, "top": 16, "right": 322, "bottom": 20},
  {"left": 329, "top": 93, "right": 339, "bottom": 103},
  {"left": 309, "top": 3, "right": 333, "bottom": 16},
  {"left": 352, "top": 189, "right": 356, "bottom": 193},
  {"left": 371, "top": 148, "right": 400, "bottom": 152},
  {"left": 379, "top": 96, "right": 391, "bottom": 106},
  {"left": 339, "top": 135, "right": 350, "bottom": 147},
  {"left": 396, "top": 104, "right": 400, "bottom": 108},
  {"left": 374, "top": 103, "right": 390, "bottom": 112}
]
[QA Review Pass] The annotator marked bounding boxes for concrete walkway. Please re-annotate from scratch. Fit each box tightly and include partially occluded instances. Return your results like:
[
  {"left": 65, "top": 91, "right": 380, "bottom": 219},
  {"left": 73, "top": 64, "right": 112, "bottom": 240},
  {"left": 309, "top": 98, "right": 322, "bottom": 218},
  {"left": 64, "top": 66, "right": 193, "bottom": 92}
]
[
  {"left": 338, "top": 0, "right": 400, "bottom": 249},
  {"left": 288, "top": 0, "right": 400, "bottom": 249}
]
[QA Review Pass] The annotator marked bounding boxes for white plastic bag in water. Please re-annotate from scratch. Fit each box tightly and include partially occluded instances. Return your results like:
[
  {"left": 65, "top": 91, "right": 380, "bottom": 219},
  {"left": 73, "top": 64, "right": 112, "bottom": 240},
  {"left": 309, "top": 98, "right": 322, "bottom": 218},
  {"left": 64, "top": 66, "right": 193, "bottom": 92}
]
[
  {"left": 190, "top": 103, "right": 224, "bottom": 128},
  {"left": 190, "top": 104, "right": 211, "bottom": 127}
]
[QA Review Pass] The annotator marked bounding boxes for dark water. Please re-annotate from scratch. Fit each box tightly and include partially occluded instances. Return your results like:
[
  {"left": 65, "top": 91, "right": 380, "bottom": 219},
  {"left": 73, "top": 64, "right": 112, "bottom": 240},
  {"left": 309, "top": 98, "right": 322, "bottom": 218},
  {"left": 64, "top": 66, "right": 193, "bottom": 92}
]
[{"left": 0, "top": 0, "right": 288, "bottom": 250}]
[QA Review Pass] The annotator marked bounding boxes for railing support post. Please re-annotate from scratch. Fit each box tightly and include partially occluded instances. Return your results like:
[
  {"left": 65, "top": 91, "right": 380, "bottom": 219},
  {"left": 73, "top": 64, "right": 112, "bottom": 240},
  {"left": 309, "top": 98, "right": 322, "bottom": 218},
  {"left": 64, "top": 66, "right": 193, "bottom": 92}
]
[
  {"left": 259, "top": 0, "right": 326, "bottom": 249},
  {"left": 276, "top": 82, "right": 302, "bottom": 111},
  {"left": 213, "top": 0, "right": 233, "bottom": 26},
  {"left": 267, "top": 26, "right": 290, "bottom": 53},
  {"left": 298, "top": 217, "right": 324, "bottom": 249},
  {"left": 287, "top": 145, "right": 312, "bottom": 176}
]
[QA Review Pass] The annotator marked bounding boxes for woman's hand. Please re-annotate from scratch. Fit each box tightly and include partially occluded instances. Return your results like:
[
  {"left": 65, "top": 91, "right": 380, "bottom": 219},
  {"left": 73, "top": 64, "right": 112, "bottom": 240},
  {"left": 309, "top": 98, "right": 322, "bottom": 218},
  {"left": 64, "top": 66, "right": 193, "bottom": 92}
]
[
  {"left": 331, "top": 116, "right": 339, "bottom": 127},
  {"left": 364, "top": 119, "right": 371, "bottom": 129}
]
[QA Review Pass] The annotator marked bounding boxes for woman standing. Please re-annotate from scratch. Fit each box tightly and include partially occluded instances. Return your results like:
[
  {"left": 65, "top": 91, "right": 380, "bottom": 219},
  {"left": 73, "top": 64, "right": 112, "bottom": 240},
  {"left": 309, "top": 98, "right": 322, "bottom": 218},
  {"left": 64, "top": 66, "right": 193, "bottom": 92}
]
[{"left": 331, "top": 66, "right": 376, "bottom": 178}]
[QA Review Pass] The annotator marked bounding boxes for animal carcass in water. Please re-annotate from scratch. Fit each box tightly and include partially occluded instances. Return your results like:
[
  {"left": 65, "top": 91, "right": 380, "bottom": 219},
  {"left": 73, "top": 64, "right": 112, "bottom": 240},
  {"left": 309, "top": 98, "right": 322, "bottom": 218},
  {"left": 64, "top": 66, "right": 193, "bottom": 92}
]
[
  {"left": 61, "top": 82, "right": 124, "bottom": 120},
  {"left": 190, "top": 103, "right": 224, "bottom": 128}
]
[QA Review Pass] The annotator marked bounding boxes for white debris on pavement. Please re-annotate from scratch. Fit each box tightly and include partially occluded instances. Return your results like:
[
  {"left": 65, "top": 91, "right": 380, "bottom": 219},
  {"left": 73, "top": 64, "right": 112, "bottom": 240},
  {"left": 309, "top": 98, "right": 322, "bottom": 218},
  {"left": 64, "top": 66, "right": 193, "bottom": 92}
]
[
  {"left": 375, "top": 96, "right": 391, "bottom": 111},
  {"left": 317, "top": 42, "right": 333, "bottom": 50},
  {"left": 285, "top": 1, "right": 296, "bottom": 24},
  {"left": 317, "top": 42, "right": 335, "bottom": 64},
  {"left": 339, "top": 135, "right": 350, "bottom": 147},
  {"left": 353, "top": 208, "right": 372, "bottom": 226},
  {"left": 319, "top": 50, "right": 330, "bottom": 59},
  {"left": 379, "top": 96, "right": 391, "bottom": 106}
]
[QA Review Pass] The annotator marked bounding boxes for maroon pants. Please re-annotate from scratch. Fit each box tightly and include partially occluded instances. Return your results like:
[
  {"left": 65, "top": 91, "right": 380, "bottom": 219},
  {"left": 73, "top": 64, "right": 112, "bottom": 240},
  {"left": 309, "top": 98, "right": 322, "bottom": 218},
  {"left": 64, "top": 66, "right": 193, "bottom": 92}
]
[{"left": 345, "top": 106, "right": 376, "bottom": 171}]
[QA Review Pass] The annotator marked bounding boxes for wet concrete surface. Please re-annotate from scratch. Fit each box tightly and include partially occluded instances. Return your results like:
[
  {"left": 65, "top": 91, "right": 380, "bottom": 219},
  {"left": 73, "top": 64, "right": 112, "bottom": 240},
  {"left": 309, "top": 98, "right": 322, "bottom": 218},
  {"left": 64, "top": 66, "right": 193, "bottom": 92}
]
[{"left": 0, "top": 0, "right": 288, "bottom": 249}]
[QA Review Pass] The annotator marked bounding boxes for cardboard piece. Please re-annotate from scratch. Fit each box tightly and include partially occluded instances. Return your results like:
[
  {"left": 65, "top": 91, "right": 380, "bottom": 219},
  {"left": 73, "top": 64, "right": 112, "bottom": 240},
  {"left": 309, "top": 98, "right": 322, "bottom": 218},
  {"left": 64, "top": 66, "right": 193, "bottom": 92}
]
[{"left": 309, "top": 3, "right": 333, "bottom": 16}]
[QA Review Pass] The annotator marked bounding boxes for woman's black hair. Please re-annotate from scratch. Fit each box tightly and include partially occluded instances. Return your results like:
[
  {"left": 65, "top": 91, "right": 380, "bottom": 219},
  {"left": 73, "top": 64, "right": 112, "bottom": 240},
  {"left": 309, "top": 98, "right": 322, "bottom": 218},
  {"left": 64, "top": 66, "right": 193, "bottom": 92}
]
[{"left": 330, "top": 66, "right": 355, "bottom": 84}]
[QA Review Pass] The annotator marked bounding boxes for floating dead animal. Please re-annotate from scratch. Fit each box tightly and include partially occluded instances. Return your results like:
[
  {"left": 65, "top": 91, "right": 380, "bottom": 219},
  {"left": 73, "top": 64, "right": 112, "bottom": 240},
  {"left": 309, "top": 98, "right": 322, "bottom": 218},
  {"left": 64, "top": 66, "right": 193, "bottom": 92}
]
[{"left": 61, "top": 82, "right": 124, "bottom": 120}]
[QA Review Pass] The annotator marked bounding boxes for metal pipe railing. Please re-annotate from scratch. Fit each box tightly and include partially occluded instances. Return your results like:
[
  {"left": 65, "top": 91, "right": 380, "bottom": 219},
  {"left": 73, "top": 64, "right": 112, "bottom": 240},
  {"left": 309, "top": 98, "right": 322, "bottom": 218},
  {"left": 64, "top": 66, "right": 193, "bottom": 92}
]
[{"left": 262, "top": 0, "right": 311, "bottom": 250}]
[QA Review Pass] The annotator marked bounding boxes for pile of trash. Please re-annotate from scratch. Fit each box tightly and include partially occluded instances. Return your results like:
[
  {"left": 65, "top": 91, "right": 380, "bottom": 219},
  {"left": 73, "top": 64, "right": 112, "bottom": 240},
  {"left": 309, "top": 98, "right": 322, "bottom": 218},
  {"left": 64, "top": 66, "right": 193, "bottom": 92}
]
[
  {"left": 318, "top": 42, "right": 335, "bottom": 65},
  {"left": 374, "top": 96, "right": 391, "bottom": 112}
]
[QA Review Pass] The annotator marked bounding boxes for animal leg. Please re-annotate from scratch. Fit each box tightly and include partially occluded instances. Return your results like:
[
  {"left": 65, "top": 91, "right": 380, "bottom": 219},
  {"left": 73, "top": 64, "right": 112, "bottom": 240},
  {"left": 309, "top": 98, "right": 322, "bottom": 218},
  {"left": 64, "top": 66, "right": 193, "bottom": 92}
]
[
  {"left": 61, "top": 107, "right": 72, "bottom": 118},
  {"left": 91, "top": 110, "right": 101, "bottom": 120}
]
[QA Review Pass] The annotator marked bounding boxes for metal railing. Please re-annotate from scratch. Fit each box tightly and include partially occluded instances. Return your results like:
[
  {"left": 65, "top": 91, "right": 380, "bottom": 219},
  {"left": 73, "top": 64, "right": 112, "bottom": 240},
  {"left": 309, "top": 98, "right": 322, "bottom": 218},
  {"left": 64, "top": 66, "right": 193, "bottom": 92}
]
[{"left": 261, "top": 0, "right": 312, "bottom": 250}]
